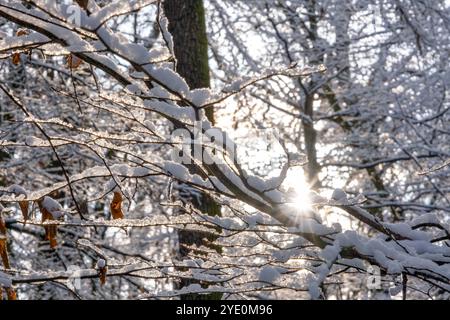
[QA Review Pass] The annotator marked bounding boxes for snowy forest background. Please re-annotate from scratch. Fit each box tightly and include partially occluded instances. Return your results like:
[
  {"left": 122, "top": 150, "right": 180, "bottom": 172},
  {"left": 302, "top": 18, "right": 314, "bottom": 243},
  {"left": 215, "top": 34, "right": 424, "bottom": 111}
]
[{"left": 0, "top": 0, "right": 449, "bottom": 300}]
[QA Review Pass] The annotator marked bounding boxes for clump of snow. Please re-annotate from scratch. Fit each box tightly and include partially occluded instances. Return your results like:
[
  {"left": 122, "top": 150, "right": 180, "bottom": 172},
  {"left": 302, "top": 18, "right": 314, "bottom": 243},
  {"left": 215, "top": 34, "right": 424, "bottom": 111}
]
[
  {"left": 143, "top": 120, "right": 156, "bottom": 132},
  {"left": 272, "top": 249, "right": 297, "bottom": 263},
  {"left": 181, "top": 283, "right": 202, "bottom": 293},
  {"left": 158, "top": 14, "right": 174, "bottom": 53},
  {"left": 182, "top": 259, "right": 198, "bottom": 268},
  {"left": 389, "top": 284, "right": 402, "bottom": 297},
  {"left": 264, "top": 176, "right": 282, "bottom": 190},
  {"left": 386, "top": 260, "right": 403, "bottom": 274},
  {"left": 244, "top": 213, "right": 266, "bottom": 228},
  {"left": 145, "top": 66, "right": 189, "bottom": 96},
  {"left": 104, "top": 178, "right": 119, "bottom": 194},
  {"left": 144, "top": 100, "right": 195, "bottom": 123},
  {"left": 8, "top": 184, "right": 27, "bottom": 197},
  {"left": 8, "top": 184, "right": 27, "bottom": 199},
  {"left": 97, "top": 259, "right": 106, "bottom": 268},
  {"left": 383, "top": 222, "right": 432, "bottom": 241},
  {"left": 190, "top": 174, "right": 212, "bottom": 189},
  {"left": 306, "top": 274, "right": 322, "bottom": 300},
  {"left": 148, "top": 86, "right": 171, "bottom": 99},
  {"left": 264, "top": 189, "right": 283, "bottom": 203},
  {"left": 331, "top": 188, "right": 348, "bottom": 204},
  {"left": 258, "top": 266, "right": 281, "bottom": 283},
  {"left": 164, "top": 162, "right": 189, "bottom": 180},
  {"left": 320, "top": 243, "right": 341, "bottom": 263},
  {"left": 204, "top": 215, "right": 241, "bottom": 229},
  {"left": 247, "top": 176, "right": 267, "bottom": 192},
  {"left": 222, "top": 77, "right": 247, "bottom": 93},
  {"left": 411, "top": 213, "right": 440, "bottom": 226},
  {"left": 0, "top": 271, "right": 12, "bottom": 288},
  {"left": 130, "top": 71, "right": 146, "bottom": 79},
  {"left": 210, "top": 177, "right": 232, "bottom": 194},
  {"left": 332, "top": 223, "right": 342, "bottom": 233},
  {"left": 187, "top": 88, "right": 211, "bottom": 106},
  {"left": 42, "top": 196, "right": 64, "bottom": 219},
  {"left": 132, "top": 167, "right": 151, "bottom": 176},
  {"left": 126, "top": 84, "right": 141, "bottom": 95},
  {"left": 25, "top": 136, "right": 46, "bottom": 147}
]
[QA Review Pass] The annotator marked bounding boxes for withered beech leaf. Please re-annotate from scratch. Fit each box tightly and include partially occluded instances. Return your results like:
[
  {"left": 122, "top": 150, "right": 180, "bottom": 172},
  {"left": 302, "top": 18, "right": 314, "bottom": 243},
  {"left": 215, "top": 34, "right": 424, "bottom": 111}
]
[
  {"left": 16, "top": 29, "right": 29, "bottom": 37},
  {"left": 37, "top": 200, "right": 58, "bottom": 249},
  {"left": 99, "top": 267, "right": 107, "bottom": 285},
  {"left": 11, "top": 29, "right": 30, "bottom": 65},
  {"left": 0, "top": 215, "right": 9, "bottom": 269},
  {"left": 11, "top": 52, "right": 21, "bottom": 65},
  {"left": 19, "top": 201, "right": 29, "bottom": 223},
  {"left": 0, "top": 214, "right": 6, "bottom": 235},
  {"left": 110, "top": 191, "right": 124, "bottom": 219},
  {"left": 66, "top": 54, "right": 83, "bottom": 69},
  {"left": 0, "top": 238, "right": 10, "bottom": 270},
  {"left": 6, "top": 288, "right": 17, "bottom": 300}
]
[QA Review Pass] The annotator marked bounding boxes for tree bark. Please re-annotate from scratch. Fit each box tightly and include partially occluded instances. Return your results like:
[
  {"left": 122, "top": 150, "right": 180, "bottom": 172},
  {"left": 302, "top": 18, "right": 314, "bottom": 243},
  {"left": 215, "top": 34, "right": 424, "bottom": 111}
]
[
  {"left": 163, "top": 0, "right": 214, "bottom": 122},
  {"left": 163, "top": 0, "right": 222, "bottom": 300}
]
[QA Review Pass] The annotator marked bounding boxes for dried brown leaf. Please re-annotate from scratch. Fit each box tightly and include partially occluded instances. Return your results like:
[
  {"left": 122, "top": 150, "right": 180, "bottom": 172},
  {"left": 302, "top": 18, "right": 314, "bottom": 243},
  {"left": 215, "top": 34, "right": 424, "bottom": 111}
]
[{"left": 110, "top": 191, "right": 124, "bottom": 219}]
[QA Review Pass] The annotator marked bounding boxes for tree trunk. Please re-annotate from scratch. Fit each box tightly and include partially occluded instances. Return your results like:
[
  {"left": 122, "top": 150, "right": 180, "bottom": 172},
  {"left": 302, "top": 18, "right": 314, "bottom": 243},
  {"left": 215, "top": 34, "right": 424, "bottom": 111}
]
[
  {"left": 163, "top": 0, "right": 222, "bottom": 300},
  {"left": 302, "top": 0, "right": 321, "bottom": 189},
  {"left": 163, "top": 0, "right": 214, "bottom": 122}
]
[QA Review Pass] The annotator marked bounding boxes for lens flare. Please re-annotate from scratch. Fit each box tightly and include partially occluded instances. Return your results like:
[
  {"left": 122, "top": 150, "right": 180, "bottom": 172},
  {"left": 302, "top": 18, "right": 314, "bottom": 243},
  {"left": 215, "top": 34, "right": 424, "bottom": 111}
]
[{"left": 284, "top": 167, "right": 312, "bottom": 212}]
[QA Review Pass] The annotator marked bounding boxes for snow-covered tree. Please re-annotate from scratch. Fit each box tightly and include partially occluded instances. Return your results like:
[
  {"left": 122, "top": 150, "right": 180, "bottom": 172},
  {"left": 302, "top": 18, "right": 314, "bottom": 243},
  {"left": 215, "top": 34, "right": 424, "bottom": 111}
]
[{"left": 0, "top": 0, "right": 448, "bottom": 300}]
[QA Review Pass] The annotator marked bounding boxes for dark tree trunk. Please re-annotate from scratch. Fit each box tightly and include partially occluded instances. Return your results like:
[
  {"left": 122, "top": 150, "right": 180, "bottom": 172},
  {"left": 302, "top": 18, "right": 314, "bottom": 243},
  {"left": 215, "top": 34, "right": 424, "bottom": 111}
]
[
  {"left": 163, "top": 0, "right": 214, "bottom": 122},
  {"left": 163, "top": 0, "right": 222, "bottom": 300}
]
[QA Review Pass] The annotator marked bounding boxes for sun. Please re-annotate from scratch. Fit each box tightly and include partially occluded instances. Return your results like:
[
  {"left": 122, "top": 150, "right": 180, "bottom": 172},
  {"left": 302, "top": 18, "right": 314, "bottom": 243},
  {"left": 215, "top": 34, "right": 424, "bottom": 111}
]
[
  {"left": 283, "top": 167, "right": 312, "bottom": 212},
  {"left": 292, "top": 189, "right": 312, "bottom": 212},
  {"left": 283, "top": 167, "right": 353, "bottom": 230}
]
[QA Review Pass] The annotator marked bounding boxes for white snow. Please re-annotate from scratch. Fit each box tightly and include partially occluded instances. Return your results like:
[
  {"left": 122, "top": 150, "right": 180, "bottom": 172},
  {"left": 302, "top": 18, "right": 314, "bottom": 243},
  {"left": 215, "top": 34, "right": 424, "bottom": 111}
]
[
  {"left": 244, "top": 214, "right": 258, "bottom": 228},
  {"left": 158, "top": 14, "right": 174, "bottom": 53},
  {"left": 411, "top": 213, "right": 440, "bottom": 226},
  {"left": 209, "top": 177, "right": 232, "bottom": 194},
  {"left": 386, "top": 260, "right": 403, "bottom": 274},
  {"left": 0, "top": 32, "right": 49, "bottom": 52},
  {"left": 42, "top": 196, "right": 64, "bottom": 219},
  {"left": 144, "top": 66, "right": 190, "bottom": 95},
  {"left": 88, "top": 1, "right": 157, "bottom": 30},
  {"left": 164, "top": 161, "right": 189, "bottom": 181},
  {"left": 383, "top": 222, "right": 432, "bottom": 241},
  {"left": 319, "top": 244, "right": 341, "bottom": 263},
  {"left": 389, "top": 284, "right": 402, "bottom": 296},
  {"left": 8, "top": 184, "right": 27, "bottom": 196},
  {"left": 97, "top": 259, "right": 106, "bottom": 268},
  {"left": 144, "top": 100, "right": 195, "bottom": 123},
  {"left": 126, "top": 84, "right": 141, "bottom": 95},
  {"left": 247, "top": 175, "right": 267, "bottom": 191},
  {"left": 258, "top": 266, "right": 281, "bottom": 283},
  {"left": 264, "top": 189, "right": 283, "bottom": 203},
  {"left": 148, "top": 86, "right": 171, "bottom": 99},
  {"left": 132, "top": 167, "right": 151, "bottom": 176},
  {"left": 0, "top": 271, "right": 12, "bottom": 288},
  {"left": 191, "top": 174, "right": 212, "bottom": 188},
  {"left": 332, "top": 222, "right": 342, "bottom": 233},
  {"left": 187, "top": 88, "right": 211, "bottom": 106},
  {"left": 331, "top": 188, "right": 348, "bottom": 204},
  {"left": 306, "top": 274, "right": 322, "bottom": 300}
]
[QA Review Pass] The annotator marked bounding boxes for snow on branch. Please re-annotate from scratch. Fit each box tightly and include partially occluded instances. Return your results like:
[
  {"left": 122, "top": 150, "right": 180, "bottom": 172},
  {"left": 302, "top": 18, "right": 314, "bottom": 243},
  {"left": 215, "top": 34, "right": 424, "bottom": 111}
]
[{"left": 0, "top": 0, "right": 449, "bottom": 300}]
